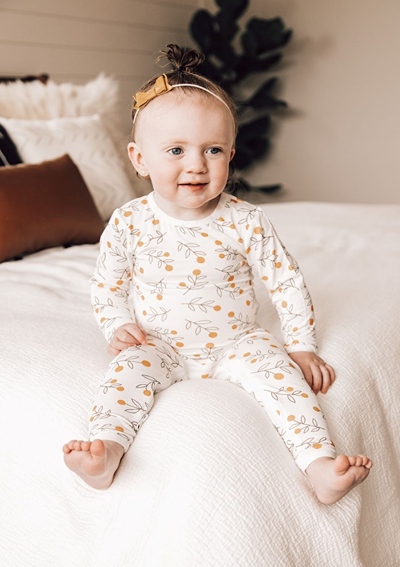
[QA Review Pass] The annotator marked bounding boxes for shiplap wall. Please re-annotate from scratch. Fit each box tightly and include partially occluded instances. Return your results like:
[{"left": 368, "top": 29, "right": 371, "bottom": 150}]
[
  {"left": 0, "top": 0, "right": 201, "bottom": 133},
  {"left": 4, "top": 1, "right": 398, "bottom": 203}
]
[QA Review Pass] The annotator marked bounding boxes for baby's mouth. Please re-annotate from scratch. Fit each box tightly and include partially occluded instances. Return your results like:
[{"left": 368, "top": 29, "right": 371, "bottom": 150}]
[{"left": 180, "top": 182, "right": 207, "bottom": 191}]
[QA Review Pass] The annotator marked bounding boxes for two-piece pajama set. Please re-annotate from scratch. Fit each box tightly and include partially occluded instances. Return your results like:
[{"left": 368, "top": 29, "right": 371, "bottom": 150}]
[{"left": 89, "top": 192, "right": 336, "bottom": 471}]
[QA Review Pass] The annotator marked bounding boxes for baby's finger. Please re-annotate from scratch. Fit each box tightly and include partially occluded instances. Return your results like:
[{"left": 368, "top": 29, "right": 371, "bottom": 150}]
[
  {"left": 119, "top": 323, "right": 147, "bottom": 346},
  {"left": 325, "top": 363, "right": 336, "bottom": 383},
  {"left": 131, "top": 327, "right": 147, "bottom": 345},
  {"left": 319, "top": 364, "right": 333, "bottom": 394},
  {"left": 107, "top": 343, "right": 122, "bottom": 356},
  {"left": 309, "top": 361, "right": 323, "bottom": 393},
  {"left": 299, "top": 364, "right": 314, "bottom": 389},
  {"left": 118, "top": 328, "right": 138, "bottom": 345}
]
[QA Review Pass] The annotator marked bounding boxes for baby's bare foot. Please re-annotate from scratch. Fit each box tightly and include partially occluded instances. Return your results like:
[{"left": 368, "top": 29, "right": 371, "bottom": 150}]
[
  {"left": 63, "top": 439, "right": 124, "bottom": 489},
  {"left": 306, "top": 454, "right": 372, "bottom": 505}
]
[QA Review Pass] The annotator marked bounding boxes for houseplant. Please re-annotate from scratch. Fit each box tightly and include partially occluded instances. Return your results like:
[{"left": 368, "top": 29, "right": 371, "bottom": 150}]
[{"left": 190, "top": 0, "right": 292, "bottom": 195}]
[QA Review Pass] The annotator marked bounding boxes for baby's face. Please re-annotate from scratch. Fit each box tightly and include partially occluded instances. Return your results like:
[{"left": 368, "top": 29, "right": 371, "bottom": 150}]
[{"left": 129, "top": 90, "right": 235, "bottom": 220}]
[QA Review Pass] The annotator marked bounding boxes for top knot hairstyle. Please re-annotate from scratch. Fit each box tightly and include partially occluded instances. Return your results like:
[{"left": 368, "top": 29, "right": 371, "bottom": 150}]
[
  {"left": 131, "top": 44, "right": 238, "bottom": 138},
  {"left": 159, "top": 43, "right": 205, "bottom": 75}
]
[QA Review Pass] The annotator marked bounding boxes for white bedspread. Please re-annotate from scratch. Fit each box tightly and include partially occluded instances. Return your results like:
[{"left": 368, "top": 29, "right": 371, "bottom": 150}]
[{"left": 1, "top": 202, "right": 399, "bottom": 566}]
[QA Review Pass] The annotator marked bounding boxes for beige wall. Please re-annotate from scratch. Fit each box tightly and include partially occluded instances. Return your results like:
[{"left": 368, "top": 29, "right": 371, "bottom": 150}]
[
  {"left": 0, "top": 0, "right": 198, "bottom": 132},
  {"left": 232, "top": 0, "right": 400, "bottom": 204},
  {"left": 2, "top": 0, "right": 400, "bottom": 204}
]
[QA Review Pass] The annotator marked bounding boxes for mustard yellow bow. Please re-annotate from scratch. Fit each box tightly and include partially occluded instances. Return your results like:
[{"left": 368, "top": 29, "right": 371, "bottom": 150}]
[{"left": 133, "top": 74, "right": 173, "bottom": 110}]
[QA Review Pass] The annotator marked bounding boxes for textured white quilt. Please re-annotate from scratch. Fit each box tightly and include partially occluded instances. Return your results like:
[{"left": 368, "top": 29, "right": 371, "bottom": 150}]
[{"left": 1, "top": 202, "right": 399, "bottom": 567}]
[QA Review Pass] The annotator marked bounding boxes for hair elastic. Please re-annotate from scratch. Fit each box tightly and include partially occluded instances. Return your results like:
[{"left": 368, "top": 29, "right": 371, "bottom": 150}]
[{"left": 132, "top": 74, "right": 232, "bottom": 125}]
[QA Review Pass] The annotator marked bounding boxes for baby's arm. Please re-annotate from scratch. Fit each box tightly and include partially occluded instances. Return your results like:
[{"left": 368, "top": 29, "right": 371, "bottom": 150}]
[
  {"left": 107, "top": 323, "right": 147, "bottom": 356},
  {"left": 91, "top": 208, "right": 137, "bottom": 343},
  {"left": 289, "top": 351, "right": 335, "bottom": 394}
]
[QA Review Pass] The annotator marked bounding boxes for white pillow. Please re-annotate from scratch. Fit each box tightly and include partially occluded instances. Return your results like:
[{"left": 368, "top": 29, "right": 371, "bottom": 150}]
[
  {"left": 0, "top": 114, "right": 135, "bottom": 221},
  {"left": 0, "top": 74, "right": 119, "bottom": 128}
]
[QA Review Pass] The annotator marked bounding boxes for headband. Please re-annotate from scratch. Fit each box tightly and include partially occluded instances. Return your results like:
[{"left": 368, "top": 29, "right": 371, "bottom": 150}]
[{"left": 132, "top": 74, "right": 232, "bottom": 124}]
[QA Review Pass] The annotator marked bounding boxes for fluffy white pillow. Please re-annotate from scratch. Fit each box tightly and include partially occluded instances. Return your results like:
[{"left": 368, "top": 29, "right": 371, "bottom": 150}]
[
  {"left": 0, "top": 74, "right": 119, "bottom": 128},
  {"left": 0, "top": 114, "right": 135, "bottom": 221}
]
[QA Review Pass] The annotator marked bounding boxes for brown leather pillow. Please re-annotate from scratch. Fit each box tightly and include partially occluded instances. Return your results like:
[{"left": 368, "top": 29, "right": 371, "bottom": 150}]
[{"left": 0, "top": 154, "right": 104, "bottom": 262}]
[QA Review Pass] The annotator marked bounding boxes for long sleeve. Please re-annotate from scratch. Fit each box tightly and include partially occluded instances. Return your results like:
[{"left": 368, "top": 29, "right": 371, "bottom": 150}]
[
  {"left": 90, "top": 208, "right": 136, "bottom": 342},
  {"left": 243, "top": 207, "right": 317, "bottom": 353}
]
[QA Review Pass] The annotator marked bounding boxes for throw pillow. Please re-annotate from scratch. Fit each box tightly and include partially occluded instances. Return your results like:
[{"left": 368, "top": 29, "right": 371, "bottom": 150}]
[
  {"left": 0, "top": 114, "right": 135, "bottom": 221},
  {"left": 0, "top": 154, "right": 104, "bottom": 262},
  {"left": 0, "top": 124, "right": 22, "bottom": 166}
]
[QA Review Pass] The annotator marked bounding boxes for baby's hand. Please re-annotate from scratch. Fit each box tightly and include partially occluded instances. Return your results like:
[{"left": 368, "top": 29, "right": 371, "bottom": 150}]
[
  {"left": 108, "top": 323, "right": 147, "bottom": 356},
  {"left": 289, "top": 351, "right": 335, "bottom": 394}
]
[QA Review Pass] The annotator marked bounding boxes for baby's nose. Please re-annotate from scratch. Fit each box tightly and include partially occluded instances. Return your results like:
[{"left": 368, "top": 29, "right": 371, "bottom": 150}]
[{"left": 185, "top": 152, "right": 207, "bottom": 173}]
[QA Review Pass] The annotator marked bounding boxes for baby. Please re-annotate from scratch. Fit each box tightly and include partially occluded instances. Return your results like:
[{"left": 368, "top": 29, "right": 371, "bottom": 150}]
[{"left": 63, "top": 44, "right": 372, "bottom": 504}]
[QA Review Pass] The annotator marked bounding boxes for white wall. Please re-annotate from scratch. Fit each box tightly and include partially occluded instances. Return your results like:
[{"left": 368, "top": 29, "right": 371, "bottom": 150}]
[
  {"left": 204, "top": 0, "right": 400, "bottom": 204},
  {"left": 2, "top": 0, "right": 400, "bottom": 204},
  {"left": 0, "top": 0, "right": 199, "bottom": 132}
]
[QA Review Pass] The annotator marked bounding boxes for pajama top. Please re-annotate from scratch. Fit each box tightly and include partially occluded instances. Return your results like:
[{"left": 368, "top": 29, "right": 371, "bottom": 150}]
[{"left": 91, "top": 192, "right": 317, "bottom": 359}]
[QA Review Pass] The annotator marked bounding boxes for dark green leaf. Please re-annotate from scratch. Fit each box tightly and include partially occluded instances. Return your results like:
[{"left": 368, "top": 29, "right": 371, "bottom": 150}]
[
  {"left": 232, "top": 147, "right": 254, "bottom": 170},
  {"left": 234, "top": 136, "right": 270, "bottom": 169},
  {"left": 244, "top": 138, "right": 270, "bottom": 162},
  {"left": 190, "top": 10, "right": 215, "bottom": 51},
  {"left": 213, "top": 42, "right": 239, "bottom": 71},
  {"left": 229, "top": 178, "right": 282, "bottom": 196},
  {"left": 241, "top": 31, "right": 257, "bottom": 59},
  {"left": 258, "top": 184, "right": 282, "bottom": 193},
  {"left": 246, "top": 78, "right": 288, "bottom": 109},
  {"left": 237, "top": 116, "right": 271, "bottom": 142},
  {"left": 216, "top": 0, "right": 249, "bottom": 20},
  {"left": 216, "top": 11, "right": 239, "bottom": 41},
  {"left": 246, "top": 17, "right": 292, "bottom": 53},
  {"left": 252, "top": 52, "right": 282, "bottom": 73}
]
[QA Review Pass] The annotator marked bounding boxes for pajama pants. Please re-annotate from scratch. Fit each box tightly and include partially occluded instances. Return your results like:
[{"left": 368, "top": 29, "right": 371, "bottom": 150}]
[{"left": 89, "top": 329, "right": 336, "bottom": 472}]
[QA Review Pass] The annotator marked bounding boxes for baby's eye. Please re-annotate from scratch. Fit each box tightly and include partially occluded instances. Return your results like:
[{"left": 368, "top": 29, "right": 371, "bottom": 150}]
[
  {"left": 206, "top": 147, "right": 221, "bottom": 155},
  {"left": 169, "top": 147, "right": 183, "bottom": 156}
]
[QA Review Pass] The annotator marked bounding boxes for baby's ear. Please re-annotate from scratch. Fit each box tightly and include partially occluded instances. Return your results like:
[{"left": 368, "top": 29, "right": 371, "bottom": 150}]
[
  {"left": 127, "top": 142, "right": 145, "bottom": 173},
  {"left": 230, "top": 148, "right": 236, "bottom": 161}
]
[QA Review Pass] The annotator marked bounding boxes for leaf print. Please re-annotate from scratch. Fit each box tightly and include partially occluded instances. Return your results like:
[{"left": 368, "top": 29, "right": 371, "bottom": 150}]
[
  {"left": 122, "top": 398, "right": 147, "bottom": 414},
  {"left": 182, "top": 297, "right": 215, "bottom": 313},
  {"left": 147, "top": 278, "right": 166, "bottom": 298},
  {"left": 277, "top": 278, "right": 299, "bottom": 295},
  {"left": 228, "top": 312, "right": 252, "bottom": 331},
  {"left": 107, "top": 242, "right": 128, "bottom": 263},
  {"left": 147, "top": 306, "right": 170, "bottom": 323},
  {"left": 140, "top": 230, "right": 166, "bottom": 248},
  {"left": 153, "top": 327, "right": 185, "bottom": 347},
  {"left": 185, "top": 319, "right": 218, "bottom": 337},
  {"left": 200, "top": 344, "right": 225, "bottom": 361},
  {"left": 214, "top": 282, "right": 243, "bottom": 300},
  {"left": 259, "top": 249, "right": 277, "bottom": 269},
  {"left": 213, "top": 221, "right": 225, "bottom": 233},
  {"left": 180, "top": 272, "right": 208, "bottom": 295},
  {"left": 287, "top": 415, "right": 325, "bottom": 434},
  {"left": 97, "top": 251, "right": 106, "bottom": 271},
  {"left": 111, "top": 222, "right": 124, "bottom": 243},
  {"left": 136, "top": 374, "right": 161, "bottom": 394},
  {"left": 238, "top": 206, "right": 257, "bottom": 222},
  {"left": 145, "top": 212, "right": 158, "bottom": 224},
  {"left": 215, "top": 244, "right": 239, "bottom": 261},
  {"left": 177, "top": 241, "right": 206, "bottom": 261},
  {"left": 249, "top": 233, "right": 272, "bottom": 252},
  {"left": 178, "top": 226, "right": 202, "bottom": 237},
  {"left": 99, "top": 378, "right": 124, "bottom": 394},
  {"left": 90, "top": 405, "right": 111, "bottom": 423},
  {"left": 113, "top": 266, "right": 131, "bottom": 281},
  {"left": 145, "top": 250, "right": 174, "bottom": 271},
  {"left": 155, "top": 345, "right": 183, "bottom": 369}
]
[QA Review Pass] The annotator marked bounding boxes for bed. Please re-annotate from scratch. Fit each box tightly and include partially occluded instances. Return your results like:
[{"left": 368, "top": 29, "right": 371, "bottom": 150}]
[{"left": 1, "top": 75, "right": 400, "bottom": 567}]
